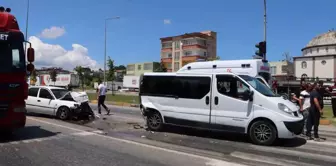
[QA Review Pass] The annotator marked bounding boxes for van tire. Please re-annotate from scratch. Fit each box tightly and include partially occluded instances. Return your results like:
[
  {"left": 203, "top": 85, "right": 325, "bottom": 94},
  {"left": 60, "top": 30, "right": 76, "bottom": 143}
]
[
  {"left": 57, "top": 106, "right": 70, "bottom": 120},
  {"left": 146, "top": 111, "right": 163, "bottom": 131},
  {"left": 249, "top": 120, "right": 277, "bottom": 146}
]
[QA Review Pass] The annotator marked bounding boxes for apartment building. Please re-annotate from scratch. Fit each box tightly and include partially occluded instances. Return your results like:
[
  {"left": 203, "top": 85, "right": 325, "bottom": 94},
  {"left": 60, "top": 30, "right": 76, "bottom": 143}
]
[
  {"left": 269, "top": 61, "right": 294, "bottom": 81},
  {"left": 126, "top": 62, "right": 160, "bottom": 76},
  {"left": 160, "top": 31, "right": 217, "bottom": 72}
]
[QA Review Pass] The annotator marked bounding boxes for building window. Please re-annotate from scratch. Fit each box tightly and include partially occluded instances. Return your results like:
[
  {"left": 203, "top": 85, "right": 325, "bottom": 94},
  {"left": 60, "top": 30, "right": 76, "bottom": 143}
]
[
  {"left": 174, "top": 62, "right": 180, "bottom": 71},
  {"left": 138, "top": 65, "right": 141, "bottom": 70},
  {"left": 184, "top": 51, "right": 192, "bottom": 56},
  {"left": 204, "top": 52, "right": 207, "bottom": 57},
  {"left": 301, "top": 61, "right": 307, "bottom": 69},
  {"left": 174, "top": 52, "right": 180, "bottom": 60},
  {"left": 127, "top": 64, "right": 135, "bottom": 71},
  {"left": 326, "top": 47, "right": 329, "bottom": 52},
  {"left": 301, "top": 74, "right": 307, "bottom": 78},
  {"left": 168, "top": 53, "right": 172, "bottom": 58},
  {"left": 310, "top": 49, "right": 312, "bottom": 54},
  {"left": 144, "top": 63, "right": 153, "bottom": 70},
  {"left": 175, "top": 42, "right": 180, "bottom": 49},
  {"left": 321, "top": 60, "right": 326, "bottom": 65},
  {"left": 270, "top": 66, "right": 277, "bottom": 75},
  {"left": 317, "top": 48, "right": 319, "bottom": 53},
  {"left": 162, "top": 42, "right": 172, "bottom": 48}
]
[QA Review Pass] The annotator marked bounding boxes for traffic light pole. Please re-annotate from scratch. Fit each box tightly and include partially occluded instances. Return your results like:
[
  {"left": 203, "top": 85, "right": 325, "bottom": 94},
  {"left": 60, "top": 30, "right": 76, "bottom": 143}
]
[{"left": 263, "top": 0, "right": 267, "bottom": 60}]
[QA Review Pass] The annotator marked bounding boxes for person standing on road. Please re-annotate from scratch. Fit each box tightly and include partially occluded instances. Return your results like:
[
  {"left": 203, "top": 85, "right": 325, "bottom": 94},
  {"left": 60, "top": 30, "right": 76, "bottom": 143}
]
[
  {"left": 299, "top": 83, "right": 311, "bottom": 134},
  {"left": 306, "top": 83, "right": 323, "bottom": 141},
  {"left": 331, "top": 82, "right": 336, "bottom": 118},
  {"left": 97, "top": 81, "right": 110, "bottom": 115}
]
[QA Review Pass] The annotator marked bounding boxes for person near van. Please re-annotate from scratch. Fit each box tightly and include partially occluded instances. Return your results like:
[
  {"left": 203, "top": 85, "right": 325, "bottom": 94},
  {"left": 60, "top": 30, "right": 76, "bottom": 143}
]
[
  {"left": 299, "top": 83, "right": 311, "bottom": 134},
  {"left": 331, "top": 82, "right": 336, "bottom": 118},
  {"left": 306, "top": 83, "right": 323, "bottom": 141},
  {"left": 97, "top": 81, "right": 111, "bottom": 115}
]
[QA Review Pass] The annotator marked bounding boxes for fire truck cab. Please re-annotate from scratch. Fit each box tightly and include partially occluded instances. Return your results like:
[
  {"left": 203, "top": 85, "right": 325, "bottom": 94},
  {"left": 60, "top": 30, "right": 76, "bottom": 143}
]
[{"left": 0, "top": 6, "right": 35, "bottom": 134}]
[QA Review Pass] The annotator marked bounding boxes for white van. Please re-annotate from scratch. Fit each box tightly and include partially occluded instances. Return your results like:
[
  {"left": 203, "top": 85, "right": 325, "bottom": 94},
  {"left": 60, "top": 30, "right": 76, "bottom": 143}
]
[
  {"left": 178, "top": 59, "right": 271, "bottom": 87},
  {"left": 139, "top": 71, "right": 304, "bottom": 146}
]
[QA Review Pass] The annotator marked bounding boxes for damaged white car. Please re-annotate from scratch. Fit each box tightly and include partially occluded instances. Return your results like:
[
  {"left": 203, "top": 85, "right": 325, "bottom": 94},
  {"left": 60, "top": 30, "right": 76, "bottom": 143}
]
[{"left": 25, "top": 86, "right": 94, "bottom": 120}]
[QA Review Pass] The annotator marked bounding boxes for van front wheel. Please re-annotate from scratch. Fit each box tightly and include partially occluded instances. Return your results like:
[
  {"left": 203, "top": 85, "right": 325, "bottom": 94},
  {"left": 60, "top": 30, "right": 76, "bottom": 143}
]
[
  {"left": 249, "top": 120, "right": 277, "bottom": 146},
  {"left": 147, "top": 111, "right": 163, "bottom": 131}
]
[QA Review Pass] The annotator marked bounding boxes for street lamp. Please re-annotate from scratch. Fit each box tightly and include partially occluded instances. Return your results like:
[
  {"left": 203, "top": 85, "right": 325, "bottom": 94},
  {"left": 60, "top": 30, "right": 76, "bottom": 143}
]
[
  {"left": 104, "top": 16, "right": 120, "bottom": 85},
  {"left": 25, "top": 0, "right": 30, "bottom": 53}
]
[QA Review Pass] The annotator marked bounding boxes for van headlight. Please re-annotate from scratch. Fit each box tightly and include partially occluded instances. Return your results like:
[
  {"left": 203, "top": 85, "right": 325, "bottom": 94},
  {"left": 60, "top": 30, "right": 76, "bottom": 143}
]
[{"left": 278, "top": 103, "right": 292, "bottom": 114}]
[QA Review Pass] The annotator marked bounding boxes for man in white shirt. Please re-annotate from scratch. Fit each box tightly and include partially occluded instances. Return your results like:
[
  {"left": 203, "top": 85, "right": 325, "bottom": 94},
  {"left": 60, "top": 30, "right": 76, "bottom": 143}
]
[
  {"left": 300, "top": 83, "right": 311, "bottom": 134},
  {"left": 97, "top": 81, "right": 110, "bottom": 115}
]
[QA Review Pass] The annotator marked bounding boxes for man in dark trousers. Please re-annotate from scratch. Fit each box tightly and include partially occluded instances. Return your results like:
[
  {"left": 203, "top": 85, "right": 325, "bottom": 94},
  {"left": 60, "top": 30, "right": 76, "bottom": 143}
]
[
  {"left": 306, "top": 83, "right": 323, "bottom": 141},
  {"left": 331, "top": 82, "right": 336, "bottom": 118},
  {"left": 97, "top": 81, "right": 110, "bottom": 115}
]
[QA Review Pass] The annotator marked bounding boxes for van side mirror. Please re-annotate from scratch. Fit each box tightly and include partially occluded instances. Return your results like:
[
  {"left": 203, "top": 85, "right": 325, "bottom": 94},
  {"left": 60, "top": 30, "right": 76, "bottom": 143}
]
[
  {"left": 27, "top": 47, "right": 35, "bottom": 62},
  {"left": 243, "top": 90, "right": 253, "bottom": 101}
]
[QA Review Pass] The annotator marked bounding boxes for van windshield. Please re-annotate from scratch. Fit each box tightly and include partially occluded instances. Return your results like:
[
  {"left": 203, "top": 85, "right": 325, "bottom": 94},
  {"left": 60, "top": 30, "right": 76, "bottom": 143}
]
[{"left": 239, "top": 75, "right": 277, "bottom": 97}]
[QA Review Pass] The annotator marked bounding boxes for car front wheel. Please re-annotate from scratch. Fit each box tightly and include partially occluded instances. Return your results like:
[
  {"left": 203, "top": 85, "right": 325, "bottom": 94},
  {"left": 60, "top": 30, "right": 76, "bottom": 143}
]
[
  {"left": 249, "top": 120, "right": 277, "bottom": 146},
  {"left": 57, "top": 106, "right": 70, "bottom": 120}
]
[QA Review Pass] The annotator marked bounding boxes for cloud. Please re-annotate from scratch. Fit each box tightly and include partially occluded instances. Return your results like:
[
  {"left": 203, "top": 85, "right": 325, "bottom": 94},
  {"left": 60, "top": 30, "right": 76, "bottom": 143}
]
[
  {"left": 163, "top": 19, "right": 171, "bottom": 24},
  {"left": 39, "top": 26, "right": 66, "bottom": 39},
  {"left": 28, "top": 36, "right": 102, "bottom": 71}
]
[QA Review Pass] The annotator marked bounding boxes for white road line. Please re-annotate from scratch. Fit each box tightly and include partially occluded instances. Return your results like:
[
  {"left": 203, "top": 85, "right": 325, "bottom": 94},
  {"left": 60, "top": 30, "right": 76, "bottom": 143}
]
[
  {"left": 231, "top": 151, "right": 321, "bottom": 166},
  {"left": 27, "top": 117, "right": 247, "bottom": 166},
  {"left": 306, "top": 140, "right": 336, "bottom": 147}
]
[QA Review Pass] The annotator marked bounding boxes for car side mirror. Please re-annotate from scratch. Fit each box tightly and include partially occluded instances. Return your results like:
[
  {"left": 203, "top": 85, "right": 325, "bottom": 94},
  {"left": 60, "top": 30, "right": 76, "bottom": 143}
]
[{"left": 243, "top": 90, "right": 253, "bottom": 101}]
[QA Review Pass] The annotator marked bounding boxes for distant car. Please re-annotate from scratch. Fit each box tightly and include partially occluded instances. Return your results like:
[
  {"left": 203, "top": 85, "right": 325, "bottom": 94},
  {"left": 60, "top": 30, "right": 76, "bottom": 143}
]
[{"left": 25, "top": 86, "right": 91, "bottom": 120}]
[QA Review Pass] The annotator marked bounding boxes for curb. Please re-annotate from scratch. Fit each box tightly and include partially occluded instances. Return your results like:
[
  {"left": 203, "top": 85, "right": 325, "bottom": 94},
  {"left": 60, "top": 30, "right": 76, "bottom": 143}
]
[{"left": 90, "top": 100, "right": 140, "bottom": 108}]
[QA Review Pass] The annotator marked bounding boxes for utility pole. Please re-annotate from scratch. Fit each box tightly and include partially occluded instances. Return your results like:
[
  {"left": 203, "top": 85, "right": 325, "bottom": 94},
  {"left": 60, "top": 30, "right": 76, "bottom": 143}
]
[
  {"left": 283, "top": 52, "right": 292, "bottom": 95},
  {"left": 25, "top": 0, "right": 30, "bottom": 54},
  {"left": 263, "top": 0, "right": 267, "bottom": 60}
]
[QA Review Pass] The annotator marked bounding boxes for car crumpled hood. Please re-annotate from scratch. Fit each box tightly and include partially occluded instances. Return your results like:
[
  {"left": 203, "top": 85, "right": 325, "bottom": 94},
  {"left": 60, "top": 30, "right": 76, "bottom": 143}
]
[{"left": 70, "top": 91, "right": 89, "bottom": 103}]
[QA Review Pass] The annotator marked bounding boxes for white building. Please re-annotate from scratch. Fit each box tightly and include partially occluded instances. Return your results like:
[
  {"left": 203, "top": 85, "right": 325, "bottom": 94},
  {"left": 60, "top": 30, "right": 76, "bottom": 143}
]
[{"left": 294, "top": 30, "right": 336, "bottom": 81}]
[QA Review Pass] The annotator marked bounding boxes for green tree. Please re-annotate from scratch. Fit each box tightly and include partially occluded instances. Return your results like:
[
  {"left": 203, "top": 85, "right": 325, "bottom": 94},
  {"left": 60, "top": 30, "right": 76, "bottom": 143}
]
[
  {"left": 206, "top": 56, "right": 220, "bottom": 61},
  {"left": 30, "top": 69, "right": 38, "bottom": 85},
  {"left": 114, "top": 65, "right": 126, "bottom": 70},
  {"left": 155, "top": 61, "right": 167, "bottom": 72},
  {"left": 74, "top": 66, "right": 85, "bottom": 90},
  {"left": 49, "top": 69, "right": 58, "bottom": 85},
  {"left": 107, "top": 56, "right": 115, "bottom": 81}
]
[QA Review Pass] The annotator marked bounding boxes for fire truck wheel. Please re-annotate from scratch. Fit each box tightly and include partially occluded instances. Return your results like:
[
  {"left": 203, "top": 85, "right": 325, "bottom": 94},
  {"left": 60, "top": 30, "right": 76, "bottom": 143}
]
[{"left": 57, "top": 106, "right": 70, "bottom": 120}]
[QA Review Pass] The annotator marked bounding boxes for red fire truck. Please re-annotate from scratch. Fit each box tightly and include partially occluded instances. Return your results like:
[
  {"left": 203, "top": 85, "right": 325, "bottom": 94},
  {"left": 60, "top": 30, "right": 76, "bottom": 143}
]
[{"left": 0, "top": 6, "right": 35, "bottom": 134}]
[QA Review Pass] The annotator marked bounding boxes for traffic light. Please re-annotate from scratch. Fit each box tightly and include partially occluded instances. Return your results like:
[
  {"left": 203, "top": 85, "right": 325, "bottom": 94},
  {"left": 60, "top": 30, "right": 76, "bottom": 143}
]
[{"left": 255, "top": 41, "right": 266, "bottom": 58}]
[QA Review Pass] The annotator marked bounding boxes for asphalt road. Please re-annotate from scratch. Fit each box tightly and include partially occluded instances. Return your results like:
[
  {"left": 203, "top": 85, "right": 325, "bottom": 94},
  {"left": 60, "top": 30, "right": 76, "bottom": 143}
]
[
  {"left": 2, "top": 104, "right": 336, "bottom": 166},
  {"left": 86, "top": 104, "right": 336, "bottom": 166},
  {"left": 0, "top": 116, "right": 239, "bottom": 166}
]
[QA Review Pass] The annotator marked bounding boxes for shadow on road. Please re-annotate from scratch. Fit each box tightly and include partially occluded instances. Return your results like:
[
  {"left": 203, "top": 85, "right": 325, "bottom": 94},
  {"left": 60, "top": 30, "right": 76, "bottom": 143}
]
[
  {"left": 0, "top": 126, "right": 60, "bottom": 143},
  {"left": 151, "top": 125, "right": 306, "bottom": 147},
  {"left": 27, "top": 113, "right": 94, "bottom": 125}
]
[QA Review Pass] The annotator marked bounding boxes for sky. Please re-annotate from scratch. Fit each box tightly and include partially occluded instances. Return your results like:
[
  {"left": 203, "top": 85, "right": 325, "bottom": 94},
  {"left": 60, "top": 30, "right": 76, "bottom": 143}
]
[{"left": 2, "top": 0, "right": 336, "bottom": 70}]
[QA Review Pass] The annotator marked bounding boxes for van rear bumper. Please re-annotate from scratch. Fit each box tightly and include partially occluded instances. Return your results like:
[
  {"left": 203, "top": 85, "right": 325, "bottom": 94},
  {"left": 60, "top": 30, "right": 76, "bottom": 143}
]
[{"left": 276, "top": 119, "right": 304, "bottom": 139}]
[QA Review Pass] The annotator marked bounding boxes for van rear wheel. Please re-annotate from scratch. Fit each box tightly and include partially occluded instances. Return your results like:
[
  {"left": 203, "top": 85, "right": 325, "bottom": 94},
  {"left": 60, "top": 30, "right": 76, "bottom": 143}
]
[
  {"left": 249, "top": 120, "right": 277, "bottom": 146},
  {"left": 147, "top": 111, "right": 163, "bottom": 131}
]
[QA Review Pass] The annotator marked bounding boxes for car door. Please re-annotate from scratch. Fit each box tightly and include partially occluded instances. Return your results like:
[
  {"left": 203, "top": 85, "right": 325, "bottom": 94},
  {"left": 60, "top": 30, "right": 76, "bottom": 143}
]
[
  {"left": 36, "top": 88, "right": 56, "bottom": 115},
  {"left": 163, "top": 74, "right": 212, "bottom": 126},
  {"left": 211, "top": 74, "right": 253, "bottom": 133},
  {"left": 26, "top": 87, "right": 41, "bottom": 114}
]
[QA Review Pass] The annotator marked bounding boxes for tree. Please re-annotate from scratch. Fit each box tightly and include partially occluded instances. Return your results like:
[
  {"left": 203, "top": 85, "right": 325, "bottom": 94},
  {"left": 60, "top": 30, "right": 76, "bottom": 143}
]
[
  {"left": 107, "top": 56, "right": 115, "bottom": 81},
  {"left": 30, "top": 69, "right": 38, "bottom": 85},
  {"left": 114, "top": 65, "right": 126, "bottom": 70},
  {"left": 49, "top": 69, "right": 58, "bottom": 86},
  {"left": 155, "top": 61, "right": 167, "bottom": 72},
  {"left": 74, "top": 66, "right": 85, "bottom": 90}
]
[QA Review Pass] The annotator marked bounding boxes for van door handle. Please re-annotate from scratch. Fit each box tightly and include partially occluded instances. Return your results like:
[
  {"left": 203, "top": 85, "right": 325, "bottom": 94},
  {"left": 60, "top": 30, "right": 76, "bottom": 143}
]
[
  {"left": 214, "top": 97, "right": 218, "bottom": 105},
  {"left": 37, "top": 100, "right": 41, "bottom": 102},
  {"left": 205, "top": 96, "right": 209, "bottom": 105}
]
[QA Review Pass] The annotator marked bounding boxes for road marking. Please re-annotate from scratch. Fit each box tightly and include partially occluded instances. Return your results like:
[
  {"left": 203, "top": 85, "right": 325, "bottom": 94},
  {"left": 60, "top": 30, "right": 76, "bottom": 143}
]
[
  {"left": 306, "top": 140, "right": 336, "bottom": 147},
  {"left": 231, "top": 151, "right": 321, "bottom": 166},
  {"left": 27, "top": 117, "right": 247, "bottom": 166}
]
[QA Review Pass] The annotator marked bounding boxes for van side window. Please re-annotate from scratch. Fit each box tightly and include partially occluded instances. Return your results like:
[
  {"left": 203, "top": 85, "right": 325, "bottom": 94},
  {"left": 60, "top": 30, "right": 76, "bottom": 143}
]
[
  {"left": 174, "top": 76, "right": 211, "bottom": 99},
  {"left": 216, "top": 75, "right": 250, "bottom": 101},
  {"left": 140, "top": 76, "right": 175, "bottom": 96},
  {"left": 257, "top": 78, "right": 266, "bottom": 85}
]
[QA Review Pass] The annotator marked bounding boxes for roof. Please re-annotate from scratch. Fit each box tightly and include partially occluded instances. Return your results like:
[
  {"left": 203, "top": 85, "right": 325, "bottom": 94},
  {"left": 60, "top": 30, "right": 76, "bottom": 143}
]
[
  {"left": 160, "top": 32, "right": 213, "bottom": 42},
  {"left": 29, "top": 86, "right": 66, "bottom": 90},
  {"left": 304, "top": 30, "right": 336, "bottom": 49}
]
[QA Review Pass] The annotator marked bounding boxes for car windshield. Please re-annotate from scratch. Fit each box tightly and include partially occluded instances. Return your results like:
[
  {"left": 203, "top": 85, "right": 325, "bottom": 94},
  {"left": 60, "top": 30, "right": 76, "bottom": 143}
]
[
  {"left": 0, "top": 42, "right": 25, "bottom": 72},
  {"left": 239, "top": 75, "right": 277, "bottom": 97},
  {"left": 51, "top": 89, "right": 71, "bottom": 99}
]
